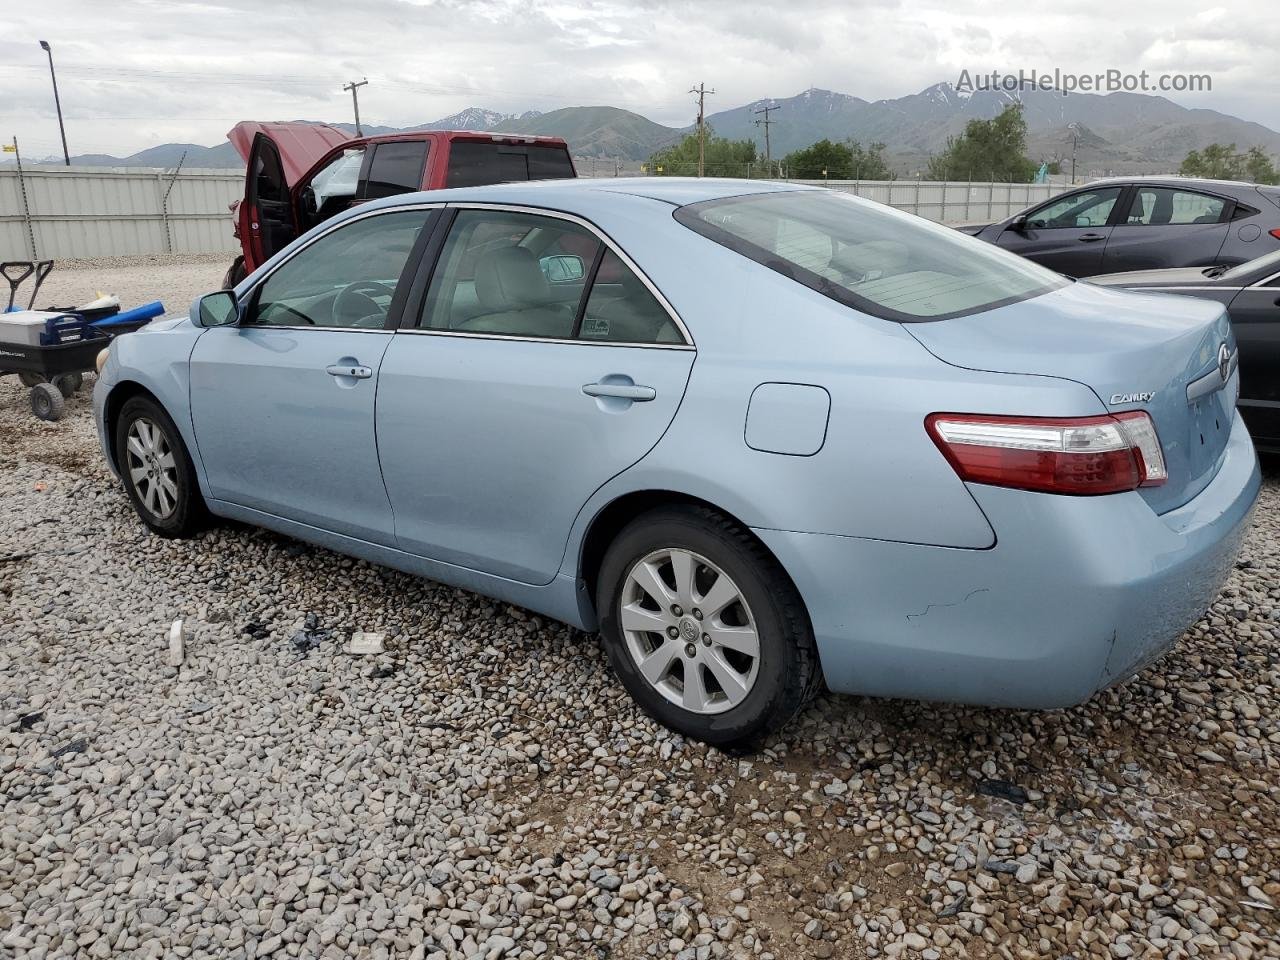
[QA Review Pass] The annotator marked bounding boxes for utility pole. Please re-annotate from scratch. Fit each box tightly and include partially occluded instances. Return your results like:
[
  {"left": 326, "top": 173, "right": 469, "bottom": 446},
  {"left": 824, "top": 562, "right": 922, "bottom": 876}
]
[
  {"left": 753, "top": 102, "right": 779, "bottom": 178},
  {"left": 689, "top": 82, "right": 714, "bottom": 177},
  {"left": 1068, "top": 122, "right": 1080, "bottom": 185},
  {"left": 38, "top": 41, "right": 69, "bottom": 165},
  {"left": 343, "top": 78, "right": 368, "bottom": 136}
]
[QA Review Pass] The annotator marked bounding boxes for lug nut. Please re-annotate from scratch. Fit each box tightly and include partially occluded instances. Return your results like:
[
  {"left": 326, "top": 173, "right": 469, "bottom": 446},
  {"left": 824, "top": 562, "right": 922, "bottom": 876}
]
[
  {"left": 667, "top": 626, "right": 679, "bottom": 639},
  {"left": 671, "top": 604, "right": 683, "bottom": 617},
  {"left": 692, "top": 608, "right": 703, "bottom": 620},
  {"left": 702, "top": 634, "right": 711, "bottom": 646},
  {"left": 684, "top": 643, "right": 697, "bottom": 658}
]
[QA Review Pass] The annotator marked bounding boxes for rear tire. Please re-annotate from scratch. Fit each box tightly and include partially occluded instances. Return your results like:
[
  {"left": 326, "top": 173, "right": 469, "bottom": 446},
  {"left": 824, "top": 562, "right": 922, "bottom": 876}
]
[
  {"left": 19, "top": 371, "right": 47, "bottom": 388},
  {"left": 53, "top": 372, "right": 82, "bottom": 397},
  {"left": 114, "top": 396, "right": 207, "bottom": 538},
  {"left": 597, "top": 505, "right": 819, "bottom": 747}
]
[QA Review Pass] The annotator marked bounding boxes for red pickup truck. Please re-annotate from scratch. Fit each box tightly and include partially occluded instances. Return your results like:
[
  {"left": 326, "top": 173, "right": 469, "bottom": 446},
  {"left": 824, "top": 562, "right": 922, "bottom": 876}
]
[{"left": 224, "top": 121, "right": 577, "bottom": 285}]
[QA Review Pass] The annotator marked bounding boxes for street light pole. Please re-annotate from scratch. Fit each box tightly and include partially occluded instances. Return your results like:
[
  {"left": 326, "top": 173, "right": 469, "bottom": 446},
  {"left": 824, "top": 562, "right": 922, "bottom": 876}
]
[{"left": 38, "top": 41, "right": 70, "bottom": 166}]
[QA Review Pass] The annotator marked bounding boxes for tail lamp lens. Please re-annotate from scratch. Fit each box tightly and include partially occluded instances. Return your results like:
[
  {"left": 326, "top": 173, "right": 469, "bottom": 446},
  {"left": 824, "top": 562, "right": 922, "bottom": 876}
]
[{"left": 926, "top": 412, "right": 1167, "bottom": 495}]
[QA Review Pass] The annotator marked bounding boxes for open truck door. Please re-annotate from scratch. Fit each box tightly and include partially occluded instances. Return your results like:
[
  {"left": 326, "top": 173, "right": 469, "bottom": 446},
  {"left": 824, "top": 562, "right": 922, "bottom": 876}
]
[{"left": 227, "top": 122, "right": 353, "bottom": 275}]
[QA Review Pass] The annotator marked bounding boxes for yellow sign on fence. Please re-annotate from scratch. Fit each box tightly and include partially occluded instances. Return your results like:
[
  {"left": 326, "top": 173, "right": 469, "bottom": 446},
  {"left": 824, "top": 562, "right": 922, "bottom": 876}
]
[{"left": 2, "top": 144, "right": 15, "bottom": 153}]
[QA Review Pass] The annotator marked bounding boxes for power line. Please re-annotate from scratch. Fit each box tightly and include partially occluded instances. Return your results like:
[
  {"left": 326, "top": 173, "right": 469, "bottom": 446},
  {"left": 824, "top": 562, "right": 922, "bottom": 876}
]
[{"left": 689, "top": 82, "right": 714, "bottom": 177}]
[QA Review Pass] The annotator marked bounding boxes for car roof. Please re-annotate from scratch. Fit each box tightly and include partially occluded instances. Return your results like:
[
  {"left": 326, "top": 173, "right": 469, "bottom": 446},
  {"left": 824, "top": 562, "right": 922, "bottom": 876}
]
[
  {"left": 1082, "top": 175, "right": 1264, "bottom": 192},
  {"left": 377, "top": 176, "right": 817, "bottom": 209}
]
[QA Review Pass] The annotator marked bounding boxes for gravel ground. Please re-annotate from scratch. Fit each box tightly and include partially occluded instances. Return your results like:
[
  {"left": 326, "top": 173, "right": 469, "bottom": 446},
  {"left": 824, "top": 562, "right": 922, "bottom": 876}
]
[{"left": 2, "top": 257, "right": 1278, "bottom": 960}]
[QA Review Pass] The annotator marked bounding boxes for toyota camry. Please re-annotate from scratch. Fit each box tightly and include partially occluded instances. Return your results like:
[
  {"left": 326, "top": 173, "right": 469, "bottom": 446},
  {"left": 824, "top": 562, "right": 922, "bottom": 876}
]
[{"left": 93, "top": 178, "right": 1261, "bottom": 746}]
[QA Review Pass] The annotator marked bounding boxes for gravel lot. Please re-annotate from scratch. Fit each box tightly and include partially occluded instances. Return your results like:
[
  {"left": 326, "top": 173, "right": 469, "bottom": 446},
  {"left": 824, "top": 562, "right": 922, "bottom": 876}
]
[{"left": 2, "top": 257, "right": 1278, "bottom": 960}]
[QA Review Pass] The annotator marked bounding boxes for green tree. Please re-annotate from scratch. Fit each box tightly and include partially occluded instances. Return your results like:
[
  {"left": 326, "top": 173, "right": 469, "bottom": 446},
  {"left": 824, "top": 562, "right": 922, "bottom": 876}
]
[
  {"left": 1181, "top": 143, "right": 1279, "bottom": 184},
  {"left": 926, "top": 104, "right": 1037, "bottom": 182},
  {"left": 781, "top": 140, "right": 893, "bottom": 180},
  {"left": 647, "top": 127, "right": 758, "bottom": 177},
  {"left": 1243, "top": 146, "right": 1279, "bottom": 185},
  {"left": 1181, "top": 143, "right": 1244, "bottom": 179}
]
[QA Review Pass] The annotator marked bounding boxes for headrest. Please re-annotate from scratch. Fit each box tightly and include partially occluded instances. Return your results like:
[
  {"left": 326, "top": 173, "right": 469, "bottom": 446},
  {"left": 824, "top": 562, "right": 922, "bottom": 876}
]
[
  {"left": 832, "top": 240, "right": 909, "bottom": 279},
  {"left": 475, "top": 247, "right": 551, "bottom": 311}
]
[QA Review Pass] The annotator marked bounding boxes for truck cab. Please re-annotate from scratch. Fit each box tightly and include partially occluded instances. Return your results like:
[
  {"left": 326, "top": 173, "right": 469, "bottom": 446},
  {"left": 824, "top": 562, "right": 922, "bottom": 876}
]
[{"left": 225, "top": 122, "right": 576, "bottom": 283}]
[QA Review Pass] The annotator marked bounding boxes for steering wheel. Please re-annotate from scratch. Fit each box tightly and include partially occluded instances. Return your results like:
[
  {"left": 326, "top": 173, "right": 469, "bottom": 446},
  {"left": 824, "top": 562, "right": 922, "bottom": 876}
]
[{"left": 333, "top": 280, "right": 395, "bottom": 327}]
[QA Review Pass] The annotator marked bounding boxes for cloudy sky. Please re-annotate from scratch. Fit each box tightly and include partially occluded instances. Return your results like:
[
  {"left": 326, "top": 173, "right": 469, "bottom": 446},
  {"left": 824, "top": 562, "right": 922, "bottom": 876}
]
[{"left": 0, "top": 0, "right": 1274, "bottom": 159}]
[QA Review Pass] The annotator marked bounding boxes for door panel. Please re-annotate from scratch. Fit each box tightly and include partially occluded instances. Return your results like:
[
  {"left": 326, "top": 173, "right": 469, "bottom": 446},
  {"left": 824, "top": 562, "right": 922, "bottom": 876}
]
[
  {"left": 377, "top": 336, "right": 694, "bottom": 584},
  {"left": 996, "top": 187, "right": 1125, "bottom": 277},
  {"left": 1227, "top": 286, "right": 1280, "bottom": 446},
  {"left": 1101, "top": 186, "right": 1231, "bottom": 273},
  {"left": 190, "top": 329, "right": 397, "bottom": 543}
]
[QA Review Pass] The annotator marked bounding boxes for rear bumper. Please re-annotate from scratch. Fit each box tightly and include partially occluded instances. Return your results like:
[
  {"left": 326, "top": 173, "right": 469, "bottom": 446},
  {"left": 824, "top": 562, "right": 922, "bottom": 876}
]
[{"left": 755, "top": 411, "right": 1261, "bottom": 709}]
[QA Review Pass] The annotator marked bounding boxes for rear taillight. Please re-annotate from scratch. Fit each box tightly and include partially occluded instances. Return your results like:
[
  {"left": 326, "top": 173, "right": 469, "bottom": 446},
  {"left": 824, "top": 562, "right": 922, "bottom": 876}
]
[
  {"left": 1270, "top": 228, "right": 1280, "bottom": 241},
  {"left": 926, "top": 412, "right": 1167, "bottom": 496}
]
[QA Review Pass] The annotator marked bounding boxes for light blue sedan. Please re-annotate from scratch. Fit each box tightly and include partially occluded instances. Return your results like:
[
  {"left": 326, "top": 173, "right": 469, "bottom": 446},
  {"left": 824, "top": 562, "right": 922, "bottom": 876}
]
[{"left": 93, "top": 179, "right": 1261, "bottom": 745}]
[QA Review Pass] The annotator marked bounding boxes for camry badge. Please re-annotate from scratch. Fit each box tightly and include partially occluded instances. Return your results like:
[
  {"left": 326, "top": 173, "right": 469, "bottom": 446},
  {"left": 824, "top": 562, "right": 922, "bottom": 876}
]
[{"left": 1109, "top": 391, "right": 1155, "bottom": 404}]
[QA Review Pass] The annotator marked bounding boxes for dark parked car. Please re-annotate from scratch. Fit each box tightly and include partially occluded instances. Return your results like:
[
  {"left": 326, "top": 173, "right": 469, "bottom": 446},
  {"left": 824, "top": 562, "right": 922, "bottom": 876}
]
[
  {"left": 223, "top": 121, "right": 577, "bottom": 285},
  {"left": 960, "top": 177, "right": 1280, "bottom": 277},
  {"left": 1088, "top": 250, "right": 1280, "bottom": 452}
]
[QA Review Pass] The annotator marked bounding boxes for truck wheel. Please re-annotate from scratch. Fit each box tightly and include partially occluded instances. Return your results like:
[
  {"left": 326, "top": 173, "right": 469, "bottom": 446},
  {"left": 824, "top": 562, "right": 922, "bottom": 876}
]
[{"left": 30, "top": 382, "right": 65, "bottom": 421}]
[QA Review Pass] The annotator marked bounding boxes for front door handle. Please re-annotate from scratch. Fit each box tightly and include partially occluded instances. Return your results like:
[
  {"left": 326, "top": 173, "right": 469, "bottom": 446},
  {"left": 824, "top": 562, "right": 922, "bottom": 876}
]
[
  {"left": 326, "top": 363, "right": 372, "bottom": 380},
  {"left": 1077, "top": 233, "right": 1106, "bottom": 242},
  {"left": 582, "top": 381, "right": 657, "bottom": 401}
]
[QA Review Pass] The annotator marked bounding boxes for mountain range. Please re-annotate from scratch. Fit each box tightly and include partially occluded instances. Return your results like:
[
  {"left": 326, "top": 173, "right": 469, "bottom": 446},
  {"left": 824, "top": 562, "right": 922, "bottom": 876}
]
[{"left": 18, "top": 82, "right": 1280, "bottom": 175}]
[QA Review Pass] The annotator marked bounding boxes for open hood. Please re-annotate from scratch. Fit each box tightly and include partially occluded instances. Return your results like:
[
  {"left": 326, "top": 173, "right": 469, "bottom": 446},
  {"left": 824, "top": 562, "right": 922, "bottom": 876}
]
[{"left": 226, "top": 121, "right": 353, "bottom": 188}]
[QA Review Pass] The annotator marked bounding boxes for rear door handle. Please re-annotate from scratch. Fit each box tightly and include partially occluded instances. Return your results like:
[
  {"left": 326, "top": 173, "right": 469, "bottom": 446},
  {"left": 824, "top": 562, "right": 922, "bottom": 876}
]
[
  {"left": 326, "top": 363, "right": 372, "bottom": 379},
  {"left": 1077, "top": 233, "right": 1106, "bottom": 242},
  {"left": 582, "top": 382, "right": 656, "bottom": 401}
]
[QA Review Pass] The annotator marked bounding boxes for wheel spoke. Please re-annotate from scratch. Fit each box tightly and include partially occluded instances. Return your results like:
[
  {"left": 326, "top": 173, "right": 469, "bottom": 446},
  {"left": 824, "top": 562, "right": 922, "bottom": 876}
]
[
  {"left": 157, "top": 451, "right": 176, "bottom": 472},
  {"left": 158, "top": 473, "right": 179, "bottom": 504},
  {"left": 682, "top": 663, "right": 710, "bottom": 712},
  {"left": 669, "top": 550, "right": 695, "bottom": 604},
  {"left": 137, "top": 421, "right": 155, "bottom": 453},
  {"left": 620, "top": 602, "right": 671, "bottom": 635},
  {"left": 697, "top": 572, "right": 741, "bottom": 620},
  {"left": 141, "top": 479, "right": 160, "bottom": 513},
  {"left": 629, "top": 559, "right": 675, "bottom": 608},
  {"left": 703, "top": 650, "right": 751, "bottom": 706},
  {"left": 128, "top": 464, "right": 149, "bottom": 486},
  {"left": 705, "top": 622, "right": 759, "bottom": 658},
  {"left": 126, "top": 435, "right": 147, "bottom": 462},
  {"left": 636, "top": 643, "right": 678, "bottom": 685}
]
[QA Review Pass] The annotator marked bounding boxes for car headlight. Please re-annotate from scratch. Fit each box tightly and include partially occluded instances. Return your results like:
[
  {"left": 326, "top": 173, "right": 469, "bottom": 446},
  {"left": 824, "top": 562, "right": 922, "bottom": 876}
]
[{"left": 95, "top": 347, "right": 110, "bottom": 374}]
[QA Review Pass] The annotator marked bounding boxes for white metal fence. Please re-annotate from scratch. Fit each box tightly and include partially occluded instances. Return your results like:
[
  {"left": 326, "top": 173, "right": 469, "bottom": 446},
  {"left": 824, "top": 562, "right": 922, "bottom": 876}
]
[
  {"left": 0, "top": 166, "right": 242, "bottom": 261},
  {"left": 0, "top": 166, "right": 1060, "bottom": 261}
]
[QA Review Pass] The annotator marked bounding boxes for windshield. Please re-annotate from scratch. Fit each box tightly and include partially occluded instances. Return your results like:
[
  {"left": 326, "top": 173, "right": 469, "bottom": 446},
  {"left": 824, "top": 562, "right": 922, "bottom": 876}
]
[
  {"left": 1221, "top": 249, "right": 1280, "bottom": 283},
  {"left": 674, "top": 190, "right": 1068, "bottom": 322}
]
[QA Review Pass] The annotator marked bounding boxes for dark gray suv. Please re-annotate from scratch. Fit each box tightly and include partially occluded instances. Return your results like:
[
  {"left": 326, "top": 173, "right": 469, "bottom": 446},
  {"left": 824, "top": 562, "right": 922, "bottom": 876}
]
[{"left": 960, "top": 177, "right": 1280, "bottom": 277}]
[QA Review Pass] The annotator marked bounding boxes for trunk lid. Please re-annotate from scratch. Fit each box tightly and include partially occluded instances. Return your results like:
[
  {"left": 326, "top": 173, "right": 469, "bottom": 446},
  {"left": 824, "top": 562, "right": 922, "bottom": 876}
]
[{"left": 907, "top": 281, "right": 1236, "bottom": 514}]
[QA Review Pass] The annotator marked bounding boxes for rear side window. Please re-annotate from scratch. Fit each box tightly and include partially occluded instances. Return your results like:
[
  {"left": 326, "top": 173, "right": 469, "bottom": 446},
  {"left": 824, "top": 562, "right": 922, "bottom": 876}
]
[
  {"left": 361, "top": 141, "right": 428, "bottom": 200},
  {"left": 1124, "top": 188, "right": 1226, "bottom": 226},
  {"left": 446, "top": 142, "right": 575, "bottom": 188},
  {"left": 675, "top": 190, "right": 1066, "bottom": 322},
  {"left": 580, "top": 250, "right": 683, "bottom": 344}
]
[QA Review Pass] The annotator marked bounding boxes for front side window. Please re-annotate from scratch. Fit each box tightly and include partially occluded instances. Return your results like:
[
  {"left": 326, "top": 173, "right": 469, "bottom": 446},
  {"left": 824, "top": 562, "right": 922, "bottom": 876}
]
[
  {"left": 1124, "top": 188, "right": 1227, "bottom": 226},
  {"left": 251, "top": 210, "right": 431, "bottom": 329},
  {"left": 1025, "top": 188, "right": 1123, "bottom": 229},
  {"left": 676, "top": 190, "right": 1066, "bottom": 322},
  {"left": 422, "top": 208, "right": 682, "bottom": 343}
]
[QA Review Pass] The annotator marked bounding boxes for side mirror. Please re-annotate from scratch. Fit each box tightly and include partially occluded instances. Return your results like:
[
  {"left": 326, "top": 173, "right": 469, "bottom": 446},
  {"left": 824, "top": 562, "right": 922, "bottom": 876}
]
[
  {"left": 1008, "top": 215, "right": 1028, "bottom": 232},
  {"left": 540, "top": 254, "right": 586, "bottom": 283},
  {"left": 193, "top": 290, "right": 239, "bottom": 328}
]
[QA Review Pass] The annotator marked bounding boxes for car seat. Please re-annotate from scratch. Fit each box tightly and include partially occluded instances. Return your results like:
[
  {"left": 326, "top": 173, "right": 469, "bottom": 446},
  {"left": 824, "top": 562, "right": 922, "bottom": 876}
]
[{"left": 459, "top": 247, "right": 575, "bottom": 337}]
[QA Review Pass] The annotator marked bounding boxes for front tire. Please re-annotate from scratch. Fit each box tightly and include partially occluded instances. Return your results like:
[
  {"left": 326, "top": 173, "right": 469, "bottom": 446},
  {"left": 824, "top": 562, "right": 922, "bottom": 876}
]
[
  {"left": 597, "top": 506, "right": 819, "bottom": 747},
  {"left": 114, "top": 396, "right": 206, "bottom": 538}
]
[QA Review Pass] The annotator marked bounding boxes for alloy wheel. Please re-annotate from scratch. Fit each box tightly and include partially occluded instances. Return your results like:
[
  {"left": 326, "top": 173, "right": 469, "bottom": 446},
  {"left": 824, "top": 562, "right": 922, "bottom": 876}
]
[
  {"left": 125, "top": 417, "right": 179, "bottom": 519},
  {"left": 619, "top": 548, "right": 760, "bottom": 715}
]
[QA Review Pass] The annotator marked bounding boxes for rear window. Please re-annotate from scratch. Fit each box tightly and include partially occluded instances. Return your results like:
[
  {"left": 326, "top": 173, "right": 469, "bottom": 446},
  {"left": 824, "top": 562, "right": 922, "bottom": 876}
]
[
  {"left": 674, "top": 190, "right": 1067, "bottom": 322},
  {"left": 446, "top": 141, "right": 574, "bottom": 188}
]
